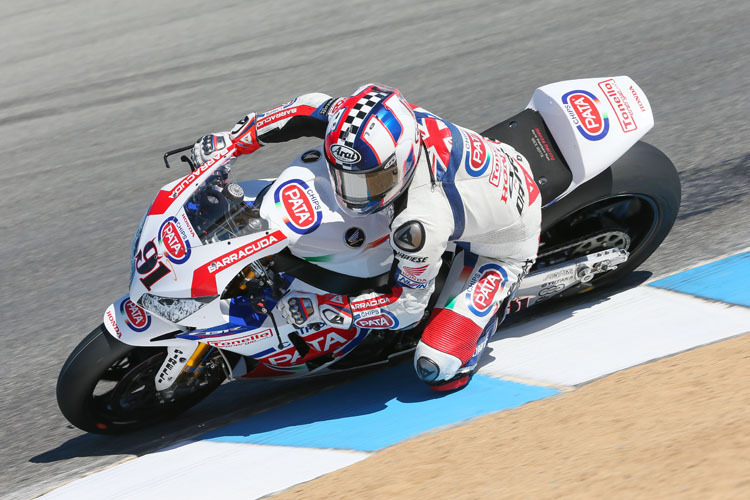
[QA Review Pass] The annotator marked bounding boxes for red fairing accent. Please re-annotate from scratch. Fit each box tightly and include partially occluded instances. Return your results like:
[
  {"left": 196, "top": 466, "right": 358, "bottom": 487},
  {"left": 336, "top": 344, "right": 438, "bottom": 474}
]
[
  {"left": 430, "top": 376, "right": 470, "bottom": 392},
  {"left": 421, "top": 308, "right": 483, "bottom": 364},
  {"left": 191, "top": 230, "right": 286, "bottom": 296},
  {"left": 148, "top": 146, "right": 237, "bottom": 216}
]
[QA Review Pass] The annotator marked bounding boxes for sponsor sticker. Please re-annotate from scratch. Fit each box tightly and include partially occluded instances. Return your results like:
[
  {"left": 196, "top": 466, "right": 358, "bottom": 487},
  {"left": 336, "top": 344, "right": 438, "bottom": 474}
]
[
  {"left": 329, "top": 144, "right": 361, "bottom": 164},
  {"left": 561, "top": 89, "right": 610, "bottom": 141},
  {"left": 206, "top": 231, "right": 284, "bottom": 274},
  {"left": 598, "top": 79, "right": 637, "bottom": 133},
  {"left": 465, "top": 264, "right": 507, "bottom": 317},
  {"left": 395, "top": 272, "right": 428, "bottom": 289},
  {"left": 158, "top": 216, "right": 191, "bottom": 264},
  {"left": 351, "top": 290, "right": 402, "bottom": 313},
  {"left": 464, "top": 130, "right": 489, "bottom": 176},
  {"left": 273, "top": 179, "right": 323, "bottom": 234},
  {"left": 354, "top": 311, "right": 399, "bottom": 329},
  {"left": 206, "top": 329, "right": 273, "bottom": 348},
  {"left": 105, "top": 308, "right": 122, "bottom": 338},
  {"left": 344, "top": 227, "right": 365, "bottom": 248},
  {"left": 120, "top": 299, "right": 151, "bottom": 332}
]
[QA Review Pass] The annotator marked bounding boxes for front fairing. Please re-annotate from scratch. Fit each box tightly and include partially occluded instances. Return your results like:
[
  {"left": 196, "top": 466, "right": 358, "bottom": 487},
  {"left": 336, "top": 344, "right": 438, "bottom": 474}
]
[{"left": 128, "top": 146, "right": 288, "bottom": 328}]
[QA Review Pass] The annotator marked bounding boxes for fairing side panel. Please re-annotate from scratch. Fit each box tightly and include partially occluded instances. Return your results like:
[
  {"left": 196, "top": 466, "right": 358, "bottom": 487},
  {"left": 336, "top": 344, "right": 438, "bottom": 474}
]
[{"left": 103, "top": 295, "right": 195, "bottom": 348}]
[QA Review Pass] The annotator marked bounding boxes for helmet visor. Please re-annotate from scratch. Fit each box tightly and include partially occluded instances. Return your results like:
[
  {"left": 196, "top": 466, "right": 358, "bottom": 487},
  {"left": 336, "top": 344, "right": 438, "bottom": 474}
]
[{"left": 329, "top": 153, "right": 398, "bottom": 208}]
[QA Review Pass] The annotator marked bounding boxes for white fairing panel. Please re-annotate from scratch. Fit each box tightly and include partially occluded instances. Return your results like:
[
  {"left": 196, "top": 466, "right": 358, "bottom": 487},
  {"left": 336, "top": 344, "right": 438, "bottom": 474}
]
[
  {"left": 103, "top": 295, "right": 196, "bottom": 348},
  {"left": 528, "top": 76, "right": 653, "bottom": 197}
]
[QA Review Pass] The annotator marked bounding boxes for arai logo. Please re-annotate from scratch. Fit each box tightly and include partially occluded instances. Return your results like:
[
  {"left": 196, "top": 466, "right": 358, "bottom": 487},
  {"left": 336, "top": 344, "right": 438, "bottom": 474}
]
[
  {"left": 354, "top": 311, "right": 399, "bottom": 329},
  {"left": 561, "top": 89, "right": 610, "bottom": 141},
  {"left": 158, "top": 216, "right": 191, "bottom": 264},
  {"left": 274, "top": 179, "right": 323, "bottom": 234},
  {"left": 466, "top": 264, "right": 507, "bottom": 317},
  {"left": 329, "top": 144, "right": 361, "bottom": 164},
  {"left": 121, "top": 299, "right": 151, "bottom": 332}
]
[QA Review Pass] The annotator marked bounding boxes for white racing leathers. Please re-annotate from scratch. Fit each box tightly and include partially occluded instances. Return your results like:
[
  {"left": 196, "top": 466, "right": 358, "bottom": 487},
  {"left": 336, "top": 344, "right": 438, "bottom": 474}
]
[{"left": 223, "top": 92, "right": 542, "bottom": 390}]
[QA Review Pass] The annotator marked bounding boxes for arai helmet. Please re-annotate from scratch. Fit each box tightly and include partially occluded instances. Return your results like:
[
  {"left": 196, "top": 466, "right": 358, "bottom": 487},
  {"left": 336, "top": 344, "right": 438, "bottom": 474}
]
[{"left": 324, "top": 84, "right": 420, "bottom": 215}]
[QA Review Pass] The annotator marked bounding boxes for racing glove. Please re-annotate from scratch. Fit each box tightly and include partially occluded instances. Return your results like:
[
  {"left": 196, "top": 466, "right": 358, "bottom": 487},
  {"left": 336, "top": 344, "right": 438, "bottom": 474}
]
[
  {"left": 191, "top": 113, "right": 262, "bottom": 166},
  {"left": 279, "top": 292, "right": 353, "bottom": 330},
  {"left": 191, "top": 132, "right": 233, "bottom": 166}
]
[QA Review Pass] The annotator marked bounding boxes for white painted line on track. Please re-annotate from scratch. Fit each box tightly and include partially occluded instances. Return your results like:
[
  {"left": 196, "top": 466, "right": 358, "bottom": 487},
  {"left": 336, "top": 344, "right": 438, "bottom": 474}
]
[
  {"left": 38, "top": 441, "right": 369, "bottom": 499},
  {"left": 480, "top": 287, "right": 750, "bottom": 387}
]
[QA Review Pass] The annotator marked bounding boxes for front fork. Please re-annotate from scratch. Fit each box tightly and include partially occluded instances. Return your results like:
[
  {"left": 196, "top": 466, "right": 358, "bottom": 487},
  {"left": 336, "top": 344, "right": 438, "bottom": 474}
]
[{"left": 155, "top": 343, "right": 215, "bottom": 399}]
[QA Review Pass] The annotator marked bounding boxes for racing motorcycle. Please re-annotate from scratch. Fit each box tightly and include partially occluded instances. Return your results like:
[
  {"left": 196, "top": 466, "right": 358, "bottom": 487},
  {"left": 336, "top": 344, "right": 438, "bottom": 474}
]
[{"left": 57, "top": 76, "right": 680, "bottom": 433}]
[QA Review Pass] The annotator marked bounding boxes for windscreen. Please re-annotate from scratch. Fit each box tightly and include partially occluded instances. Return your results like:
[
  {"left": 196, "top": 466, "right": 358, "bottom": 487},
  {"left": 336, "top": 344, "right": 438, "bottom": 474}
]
[{"left": 182, "top": 164, "right": 269, "bottom": 244}]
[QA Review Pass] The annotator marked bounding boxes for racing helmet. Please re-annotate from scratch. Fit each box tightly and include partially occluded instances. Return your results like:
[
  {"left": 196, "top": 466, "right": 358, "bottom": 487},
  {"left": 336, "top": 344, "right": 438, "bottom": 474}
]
[{"left": 324, "top": 84, "right": 421, "bottom": 215}]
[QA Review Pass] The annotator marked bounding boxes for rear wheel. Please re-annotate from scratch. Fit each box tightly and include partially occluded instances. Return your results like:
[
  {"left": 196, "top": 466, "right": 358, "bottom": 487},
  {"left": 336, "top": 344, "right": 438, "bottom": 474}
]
[
  {"left": 57, "top": 325, "right": 225, "bottom": 434},
  {"left": 535, "top": 142, "right": 681, "bottom": 294}
]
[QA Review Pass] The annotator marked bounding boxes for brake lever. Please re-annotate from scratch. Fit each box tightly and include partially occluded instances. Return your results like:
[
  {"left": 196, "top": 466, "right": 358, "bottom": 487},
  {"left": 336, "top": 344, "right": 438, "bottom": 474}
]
[{"left": 163, "top": 145, "right": 196, "bottom": 171}]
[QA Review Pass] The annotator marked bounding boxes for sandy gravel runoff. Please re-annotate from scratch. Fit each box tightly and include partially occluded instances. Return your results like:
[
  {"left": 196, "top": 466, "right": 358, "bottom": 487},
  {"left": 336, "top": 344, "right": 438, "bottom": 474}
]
[{"left": 274, "top": 333, "right": 750, "bottom": 499}]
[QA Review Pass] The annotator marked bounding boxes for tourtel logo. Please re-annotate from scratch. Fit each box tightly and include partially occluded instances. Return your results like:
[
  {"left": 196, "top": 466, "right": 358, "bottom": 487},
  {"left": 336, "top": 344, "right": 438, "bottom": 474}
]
[
  {"left": 561, "top": 89, "right": 610, "bottom": 141},
  {"left": 466, "top": 264, "right": 508, "bottom": 317},
  {"left": 121, "top": 299, "right": 151, "bottom": 332},
  {"left": 274, "top": 179, "right": 323, "bottom": 234},
  {"left": 158, "top": 216, "right": 191, "bottom": 264},
  {"left": 329, "top": 144, "right": 361, "bottom": 164}
]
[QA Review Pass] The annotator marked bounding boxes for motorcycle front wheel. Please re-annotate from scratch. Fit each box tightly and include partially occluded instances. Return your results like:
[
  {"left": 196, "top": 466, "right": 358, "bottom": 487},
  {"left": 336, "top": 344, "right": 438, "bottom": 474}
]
[{"left": 56, "top": 325, "right": 225, "bottom": 434}]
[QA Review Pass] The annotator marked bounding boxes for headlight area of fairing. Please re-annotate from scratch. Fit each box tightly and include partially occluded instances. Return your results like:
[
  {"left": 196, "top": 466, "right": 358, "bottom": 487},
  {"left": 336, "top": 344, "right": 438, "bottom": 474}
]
[{"left": 138, "top": 293, "right": 217, "bottom": 324}]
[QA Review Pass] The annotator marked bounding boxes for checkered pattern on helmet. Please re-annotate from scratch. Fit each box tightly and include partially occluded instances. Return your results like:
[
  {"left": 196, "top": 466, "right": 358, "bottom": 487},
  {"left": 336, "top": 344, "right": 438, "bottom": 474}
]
[{"left": 339, "top": 90, "right": 391, "bottom": 147}]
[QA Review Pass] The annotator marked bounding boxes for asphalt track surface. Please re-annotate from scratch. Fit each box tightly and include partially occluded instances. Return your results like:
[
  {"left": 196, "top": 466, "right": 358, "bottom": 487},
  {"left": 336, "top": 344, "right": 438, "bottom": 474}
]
[{"left": 1, "top": 1, "right": 748, "bottom": 498}]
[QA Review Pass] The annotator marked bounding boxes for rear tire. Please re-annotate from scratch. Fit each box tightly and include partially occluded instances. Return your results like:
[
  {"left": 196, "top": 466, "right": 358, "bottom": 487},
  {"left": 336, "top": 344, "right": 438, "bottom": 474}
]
[
  {"left": 57, "top": 325, "right": 223, "bottom": 434},
  {"left": 536, "top": 141, "right": 681, "bottom": 293}
]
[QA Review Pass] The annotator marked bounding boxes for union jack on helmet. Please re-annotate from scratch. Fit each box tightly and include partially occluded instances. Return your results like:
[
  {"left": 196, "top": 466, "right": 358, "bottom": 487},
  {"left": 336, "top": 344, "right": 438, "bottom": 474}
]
[{"left": 324, "top": 84, "right": 420, "bottom": 215}]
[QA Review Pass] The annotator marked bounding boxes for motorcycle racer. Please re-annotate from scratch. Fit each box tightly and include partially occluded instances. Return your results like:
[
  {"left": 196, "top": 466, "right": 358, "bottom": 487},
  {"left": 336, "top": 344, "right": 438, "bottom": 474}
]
[{"left": 192, "top": 84, "right": 542, "bottom": 391}]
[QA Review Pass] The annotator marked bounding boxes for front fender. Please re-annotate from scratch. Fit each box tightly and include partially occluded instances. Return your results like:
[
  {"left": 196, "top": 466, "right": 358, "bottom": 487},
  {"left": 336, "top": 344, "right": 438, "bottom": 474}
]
[{"left": 103, "top": 295, "right": 197, "bottom": 348}]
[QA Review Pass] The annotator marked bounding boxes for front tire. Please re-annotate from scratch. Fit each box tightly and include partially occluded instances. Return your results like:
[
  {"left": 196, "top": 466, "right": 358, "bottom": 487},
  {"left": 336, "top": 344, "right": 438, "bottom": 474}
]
[{"left": 57, "top": 325, "right": 224, "bottom": 434}]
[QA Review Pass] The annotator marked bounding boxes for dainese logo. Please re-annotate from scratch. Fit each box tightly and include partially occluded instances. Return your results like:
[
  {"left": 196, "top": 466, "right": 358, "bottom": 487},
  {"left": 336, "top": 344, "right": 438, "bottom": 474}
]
[
  {"left": 274, "top": 180, "right": 322, "bottom": 234},
  {"left": 466, "top": 264, "right": 507, "bottom": 317},
  {"left": 561, "top": 90, "right": 610, "bottom": 141},
  {"left": 121, "top": 299, "right": 151, "bottom": 332},
  {"left": 158, "top": 217, "right": 191, "bottom": 264}
]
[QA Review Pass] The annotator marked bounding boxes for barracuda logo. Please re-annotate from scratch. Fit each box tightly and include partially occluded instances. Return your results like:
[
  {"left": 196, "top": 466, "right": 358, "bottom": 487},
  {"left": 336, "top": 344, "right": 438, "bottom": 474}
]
[{"left": 207, "top": 234, "right": 280, "bottom": 273}]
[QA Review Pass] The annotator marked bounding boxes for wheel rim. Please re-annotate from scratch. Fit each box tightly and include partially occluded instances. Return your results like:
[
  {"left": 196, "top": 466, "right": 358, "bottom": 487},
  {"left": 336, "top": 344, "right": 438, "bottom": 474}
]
[
  {"left": 536, "top": 194, "right": 659, "bottom": 271},
  {"left": 91, "top": 350, "right": 166, "bottom": 428}
]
